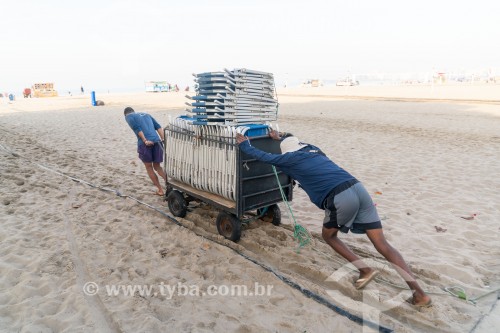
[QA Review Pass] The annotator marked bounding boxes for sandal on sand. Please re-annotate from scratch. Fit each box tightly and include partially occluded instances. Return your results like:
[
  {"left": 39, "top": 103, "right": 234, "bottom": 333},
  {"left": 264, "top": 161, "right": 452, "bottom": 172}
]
[
  {"left": 355, "top": 270, "right": 379, "bottom": 290},
  {"left": 405, "top": 297, "right": 433, "bottom": 308}
]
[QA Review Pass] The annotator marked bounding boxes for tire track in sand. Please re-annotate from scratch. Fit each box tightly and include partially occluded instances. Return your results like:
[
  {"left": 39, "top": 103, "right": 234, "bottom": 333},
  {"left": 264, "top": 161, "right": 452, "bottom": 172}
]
[{"left": 62, "top": 188, "right": 122, "bottom": 333}]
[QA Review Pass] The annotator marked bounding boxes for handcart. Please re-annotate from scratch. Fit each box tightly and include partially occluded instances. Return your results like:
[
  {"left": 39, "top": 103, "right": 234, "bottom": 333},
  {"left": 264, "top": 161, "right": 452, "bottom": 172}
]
[{"left": 163, "top": 127, "right": 293, "bottom": 242}]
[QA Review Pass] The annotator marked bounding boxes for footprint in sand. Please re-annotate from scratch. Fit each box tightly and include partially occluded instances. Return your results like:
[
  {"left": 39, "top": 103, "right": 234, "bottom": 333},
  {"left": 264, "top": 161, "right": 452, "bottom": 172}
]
[
  {"left": 265, "top": 229, "right": 288, "bottom": 242},
  {"left": 256, "top": 237, "right": 278, "bottom": 248}
]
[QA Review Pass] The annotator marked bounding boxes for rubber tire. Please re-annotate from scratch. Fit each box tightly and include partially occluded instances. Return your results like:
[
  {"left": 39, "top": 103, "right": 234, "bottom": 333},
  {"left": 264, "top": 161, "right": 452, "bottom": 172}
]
[
  {"left": 216, "top": 212, "right": 242, "bottom": 242},
  {"left": 257, "top": 204, "right": 281, "bottom": 226},
  {"left": 167, "top": 190, "right": 187, "bottom": 217}
]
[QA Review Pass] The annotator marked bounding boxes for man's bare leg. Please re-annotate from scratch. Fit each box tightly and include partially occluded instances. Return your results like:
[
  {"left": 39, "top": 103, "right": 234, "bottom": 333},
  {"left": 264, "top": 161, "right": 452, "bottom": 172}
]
[
  {"left": 144, "top": 162, "right": 163, "bottom": 195},
  {"left": 365, "top": 228, "right": 431, "bottom": 306},
  {"left": 152, "top": 162, "right": 167, "bottom": 182},
  {"left": 322, "top": 227, "right": 376, "bottom": 281}
]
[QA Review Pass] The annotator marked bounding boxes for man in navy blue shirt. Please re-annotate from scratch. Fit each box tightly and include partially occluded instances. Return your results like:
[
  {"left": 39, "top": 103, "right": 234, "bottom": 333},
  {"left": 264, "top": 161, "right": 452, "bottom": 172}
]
[
  {"left": 236, "top": 130, "right": 431, "bottom": 307},
  {"left": 124, "top": 107, "right": 167, "bottom": 196}
]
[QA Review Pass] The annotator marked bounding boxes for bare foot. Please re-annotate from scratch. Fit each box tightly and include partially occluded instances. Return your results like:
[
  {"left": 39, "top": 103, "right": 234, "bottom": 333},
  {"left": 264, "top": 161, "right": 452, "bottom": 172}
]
[{"left": 155, "top": 189, "right": 164, "bottom": 196}]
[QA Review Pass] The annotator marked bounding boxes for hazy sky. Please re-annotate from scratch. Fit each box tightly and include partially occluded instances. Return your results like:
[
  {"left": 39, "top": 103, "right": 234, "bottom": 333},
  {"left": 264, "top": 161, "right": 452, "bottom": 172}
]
[{"left": 2, "top": 0, "right": 499, "bottom": 93}]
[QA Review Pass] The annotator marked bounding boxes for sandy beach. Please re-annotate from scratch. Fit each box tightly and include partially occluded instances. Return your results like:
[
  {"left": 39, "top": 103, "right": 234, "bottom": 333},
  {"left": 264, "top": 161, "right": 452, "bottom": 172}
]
[{"left": 1, "top": 85, "right": 499, "bottom": 332}]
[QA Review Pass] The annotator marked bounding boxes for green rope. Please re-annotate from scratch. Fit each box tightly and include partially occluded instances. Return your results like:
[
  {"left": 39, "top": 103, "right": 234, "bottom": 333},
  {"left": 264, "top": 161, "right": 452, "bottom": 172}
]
[
  {"left": 444, "top": 286, "right": 474, "bottom": 304},
  {"left": 272, "top": 165, "right": 311, "bottom": 251},
  {"left": 443, "top": 286, "right": 500, "bottom": 305}
]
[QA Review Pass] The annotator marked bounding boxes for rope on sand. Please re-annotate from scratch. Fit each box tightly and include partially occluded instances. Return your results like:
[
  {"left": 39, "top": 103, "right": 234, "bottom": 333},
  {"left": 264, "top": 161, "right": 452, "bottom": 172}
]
[
  {"left": 0, "top": 142, "right": 393, "bottom": 333},
  {"left": 271, "top": 165, "right": 311, "bottom": 251},
  {"left": 444, "top": 286, "right": 500, "bottom": 305}
]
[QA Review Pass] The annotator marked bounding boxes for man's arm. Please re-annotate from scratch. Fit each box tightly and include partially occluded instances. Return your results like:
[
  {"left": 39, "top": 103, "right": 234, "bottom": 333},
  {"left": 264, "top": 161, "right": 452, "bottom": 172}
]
[
  {"left": 151, "top": 116, "right": 164, "bottom": 141},
  {"left": 157, "top": 128, "right": 165, "bottom": 141},
  {"left": 126, "top": 116, "right": 153, "bottom": 146},
  {"left": 138, "top": 131, "right": 154, "bottom": 146},
  {"left": 235, "top": 134, "right": 293, "bottom": 167}
]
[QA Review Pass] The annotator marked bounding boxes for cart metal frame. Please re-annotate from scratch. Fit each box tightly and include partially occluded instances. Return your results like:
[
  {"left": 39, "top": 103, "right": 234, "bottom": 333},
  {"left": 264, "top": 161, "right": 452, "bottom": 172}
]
[{"left": 163, "top": 128, "right": 293, "bottom": 241}]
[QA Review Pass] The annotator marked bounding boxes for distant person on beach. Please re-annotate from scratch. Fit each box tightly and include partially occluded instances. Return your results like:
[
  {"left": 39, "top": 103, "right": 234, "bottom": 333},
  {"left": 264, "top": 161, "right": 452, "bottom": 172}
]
[
  {"left": 235, "top": 130, "right": 432, "bottom": 307},
  {"left": 81, "top": 86, "right": 84, "bottom": 94},
  {"left": 124, "top": 107, "right": 167, "bottom": 196}
]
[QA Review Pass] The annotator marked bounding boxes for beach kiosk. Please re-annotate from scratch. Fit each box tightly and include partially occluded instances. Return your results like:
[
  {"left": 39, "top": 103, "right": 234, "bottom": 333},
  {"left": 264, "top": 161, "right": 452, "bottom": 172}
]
[
  {"left": 145, "top": 81, "right": 170, "bottom": 92},
  {"left": 32, "top": 83, "right": 58, "bottom": 97}
]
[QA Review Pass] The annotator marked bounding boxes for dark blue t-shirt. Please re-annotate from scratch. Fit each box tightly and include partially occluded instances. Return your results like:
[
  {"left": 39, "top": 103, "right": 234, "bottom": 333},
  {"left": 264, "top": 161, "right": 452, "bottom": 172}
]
[
  {"left": 125, "top": 113, "right": 162, "bottom": 146},
  {"left": 239, "top": 140, "right": 356, "bottom": 209}
]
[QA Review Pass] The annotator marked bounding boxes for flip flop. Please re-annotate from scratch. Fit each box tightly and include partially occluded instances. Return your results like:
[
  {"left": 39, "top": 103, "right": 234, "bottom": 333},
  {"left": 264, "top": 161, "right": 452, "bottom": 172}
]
[
  {"left": 405, "top": 297, "right": 433, "bottom": 308},
  {"left": 354, "top": 270, "right": 379, "bottom": 290}
]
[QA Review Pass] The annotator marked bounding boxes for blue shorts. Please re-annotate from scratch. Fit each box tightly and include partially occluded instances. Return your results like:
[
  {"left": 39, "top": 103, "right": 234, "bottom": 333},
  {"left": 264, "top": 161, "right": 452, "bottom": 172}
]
[
  {"left": 323, "top": 181, "right": 381, "bottom": 234},
  {"left": 138, "top": 142, "right": 163, "bottom": 163}
]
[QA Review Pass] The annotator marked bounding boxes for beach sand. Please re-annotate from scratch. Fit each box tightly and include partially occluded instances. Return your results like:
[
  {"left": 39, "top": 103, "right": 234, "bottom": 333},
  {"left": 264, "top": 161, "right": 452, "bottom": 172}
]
[{"left": 1, "top": 85, "right": 499, "bottom": 332}]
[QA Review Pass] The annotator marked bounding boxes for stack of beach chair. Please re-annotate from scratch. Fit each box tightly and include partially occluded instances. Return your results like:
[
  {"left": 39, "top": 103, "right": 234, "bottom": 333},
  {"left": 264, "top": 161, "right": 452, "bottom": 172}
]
[
  {"left": 165, "top": 116, "right": 273, "bottom": 200},
  {"left": 165, "top": 116, "right": 239, "bottom": 200},
  {"left": 166, "top": 68, "right": 278, "bottom": 197},
  {"left": 185, "top": 68, "right": 278, "bottom": 125}
]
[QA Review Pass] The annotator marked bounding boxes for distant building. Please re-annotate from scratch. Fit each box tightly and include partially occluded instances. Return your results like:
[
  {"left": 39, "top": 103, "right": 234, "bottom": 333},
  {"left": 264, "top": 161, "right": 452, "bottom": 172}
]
[{"left": 32, "top": 83, "right": 58, "bottom": 97}]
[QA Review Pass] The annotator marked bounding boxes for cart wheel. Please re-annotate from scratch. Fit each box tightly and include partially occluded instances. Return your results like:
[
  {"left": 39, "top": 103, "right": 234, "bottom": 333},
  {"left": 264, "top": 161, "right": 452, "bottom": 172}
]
[
  {"left": 216, "top": 212, "right": 242, "bottom": 242},
  {"left": 167, "top": 190, "right": 187, "bottom": 217},
  {"left": 257, "top": 204, "right": 281, "bottom": 226}
]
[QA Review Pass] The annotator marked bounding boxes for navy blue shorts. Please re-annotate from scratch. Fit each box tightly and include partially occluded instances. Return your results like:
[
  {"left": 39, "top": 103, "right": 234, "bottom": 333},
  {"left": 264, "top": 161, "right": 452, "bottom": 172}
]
[{"left": 138, "top": 142, "right": 163, "bottom": 163}]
